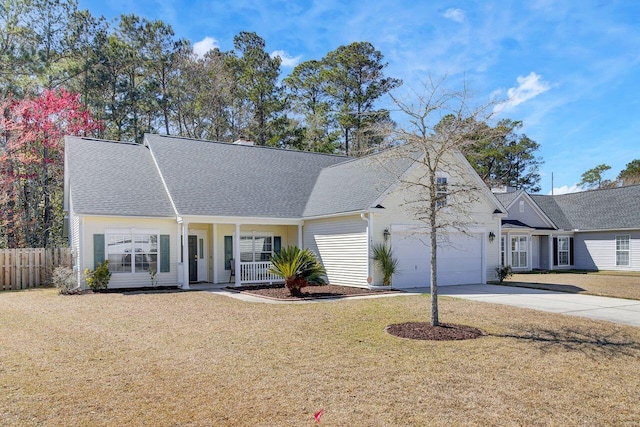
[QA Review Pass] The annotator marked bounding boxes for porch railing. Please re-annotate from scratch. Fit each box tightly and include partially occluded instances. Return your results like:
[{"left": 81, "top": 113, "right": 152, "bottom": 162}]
[{"left": 239, "top": 261, "right": 282, "bottom": 284}]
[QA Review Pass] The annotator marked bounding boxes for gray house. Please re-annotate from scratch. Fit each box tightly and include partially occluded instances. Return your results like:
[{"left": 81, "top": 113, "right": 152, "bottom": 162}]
[
  {"left": 64, "top": 134, "right": 506, "bottom": 289},
  {"left": 495, "top": 185, "right": 640, "bottom": 272}
]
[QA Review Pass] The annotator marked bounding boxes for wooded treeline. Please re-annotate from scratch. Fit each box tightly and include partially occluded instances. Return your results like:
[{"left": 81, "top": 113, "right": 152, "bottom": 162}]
[{"left": 1, "top": 0, "right": 403, "bottom": 155}]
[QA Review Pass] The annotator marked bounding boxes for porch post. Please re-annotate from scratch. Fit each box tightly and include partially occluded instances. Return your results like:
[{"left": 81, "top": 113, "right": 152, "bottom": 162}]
[
  {"left": 182, "top": 221, "right": 190, "bottom": 289},
  {"left": 234, "top": 223, "right": 241, "bottom": 286},
  {"left": 212, "top": 223, "right": 218, "bottom": 284},
  {"left": 298, "top": 224, "right": 303, "bottom": 249},
  {"left": 547, "top": 233, "right": 553, "bottom": 270}
]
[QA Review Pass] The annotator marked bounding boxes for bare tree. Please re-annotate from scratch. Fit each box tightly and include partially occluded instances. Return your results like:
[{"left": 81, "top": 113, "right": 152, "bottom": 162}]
[{"left": 377, "top": 77, "right": 502, "bottom": 326}]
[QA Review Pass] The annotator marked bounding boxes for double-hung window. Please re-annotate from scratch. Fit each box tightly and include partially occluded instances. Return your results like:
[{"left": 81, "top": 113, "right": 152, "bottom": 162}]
[
  {"left": 240, "top": 234, "right": 274, "bottom": 262},
  {"left": 510, "top": 236, "right": 528, "bottom": 268},
  {"left": 436, "top": 176, "right": 448, "bottom": 208},
  {"left": 106, "top": 233, "right": 158, "bottom": 273},
  {"left": 616, "top": 235, "right": 630, "bottom": 266},
  {"left": 501, "top": 236, "right": 506, "bottom": 266},
  {"left": 557, "top": 237, "right": 570, "bottom": 266}
]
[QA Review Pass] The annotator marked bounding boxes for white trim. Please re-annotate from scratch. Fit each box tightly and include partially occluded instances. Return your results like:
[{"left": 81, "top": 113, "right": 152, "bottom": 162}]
[
  {"left": 234, "top": 224, "right": 241, "bottom": 286},
  {"left": 76, "top": 214, "right": 176, "bottom": 220},
  {"left": 213, "top": 224, "right": 218, "bottom": 284},
  {"left": 79, "top": 217, "right": 85, "bottom": 288},
  {"left": 182, "top": 222, "right": 190, "bottom": 289},
  {"left": 573, "top": 227, "right": 640, "bottom": 233},
  {"left": 557, "top": 236, "right": 570, "bottom": 266},
  {"left": 510, "top": 235, "right": 529, "bottom": 269},
  {"left": 297, "top": 224, "right": 303, "bottom": 249},
  {"left": 302, "top": 210, "right": 367, "bottom": 221},
  {"left": 615, "top": 234, "right": 631, "bottom": 267}
]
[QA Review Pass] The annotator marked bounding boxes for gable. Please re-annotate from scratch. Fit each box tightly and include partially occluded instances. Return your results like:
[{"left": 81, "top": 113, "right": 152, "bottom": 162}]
[{"left": 503, "top": 193, "right": 556, "bottom": 229}]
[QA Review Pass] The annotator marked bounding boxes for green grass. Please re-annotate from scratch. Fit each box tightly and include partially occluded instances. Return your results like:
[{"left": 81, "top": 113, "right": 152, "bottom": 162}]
[{"left": 1, "top": 288, "right": 639, "bottom": 426}]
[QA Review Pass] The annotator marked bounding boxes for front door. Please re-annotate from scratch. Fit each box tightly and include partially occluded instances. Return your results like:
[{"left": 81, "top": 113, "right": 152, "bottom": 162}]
[{"left": 188, "top": 235, "right": 198, "bottom": 282}]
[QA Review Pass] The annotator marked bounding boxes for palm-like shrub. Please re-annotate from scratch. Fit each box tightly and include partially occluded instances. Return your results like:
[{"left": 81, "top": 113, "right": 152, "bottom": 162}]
[
  {"left": 371, "top": 243, "right": 399, "bottom": 286},
  {"left": 269, "top": 246, "right": 326, "bottom": 296}
]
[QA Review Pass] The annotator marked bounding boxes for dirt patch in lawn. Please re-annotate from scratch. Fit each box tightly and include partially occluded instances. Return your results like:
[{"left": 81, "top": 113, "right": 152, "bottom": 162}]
[
  {"left": 226, "top": 283, "right": 400, "bottom": 300},
  {"left": 386, "top": 322, "right": 485, "bottom": 340}
]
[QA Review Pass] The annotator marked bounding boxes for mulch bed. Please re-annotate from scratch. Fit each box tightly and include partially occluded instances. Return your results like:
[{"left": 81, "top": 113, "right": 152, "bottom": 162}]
[
  {"left": 226, "top": 284, "right": 400, "bottom": 300},
  {"left": 385, "top": 322, "right": 485, "bottom": 341}
]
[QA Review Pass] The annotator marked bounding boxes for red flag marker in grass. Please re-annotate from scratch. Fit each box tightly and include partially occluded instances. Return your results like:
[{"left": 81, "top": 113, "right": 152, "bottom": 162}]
[{"left": 314, "top": 408, "right": 324, "bottom": 423}]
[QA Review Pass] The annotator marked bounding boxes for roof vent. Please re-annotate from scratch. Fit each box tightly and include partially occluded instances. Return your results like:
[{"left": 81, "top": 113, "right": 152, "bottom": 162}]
[{"left": 233, "top": 138, "right": 254, "bottom": 146}]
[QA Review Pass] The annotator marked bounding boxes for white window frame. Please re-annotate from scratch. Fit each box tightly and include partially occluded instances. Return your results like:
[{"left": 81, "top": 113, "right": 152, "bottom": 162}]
[
  {"left": 105, "top": 228, "right": 160, "bottom": 274},
  {"left": 510, "top": 235, "right": 528, "bottom": 268},
  {"left": 240, "top": 232, "right": 274, "bottom": 263},
  {"left": 501, "top": 236, "right": 506, "bottom": 266},
  {"left": 557, "top": 236, "right": 570, "bottom": 266},
  {"left": 436, "top": 176, "right": 448, "bottom": 208},
  {"left": 616, "top": 235, "right": 630, "bottom": 266}
]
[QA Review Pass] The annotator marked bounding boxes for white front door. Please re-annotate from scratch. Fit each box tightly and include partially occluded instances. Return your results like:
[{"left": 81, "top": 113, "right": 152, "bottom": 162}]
[{"left": 194, "top": 231, "right": 208, "bottom": 282}]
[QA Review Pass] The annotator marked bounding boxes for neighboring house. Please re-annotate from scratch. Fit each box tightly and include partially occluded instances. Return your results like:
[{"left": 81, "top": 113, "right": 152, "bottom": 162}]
[
  {"left": 64, "top": 134, "right": 506, "bottom": 290},
  {"left": 494, "top": 185, "right": 640, "bottom": 272}
]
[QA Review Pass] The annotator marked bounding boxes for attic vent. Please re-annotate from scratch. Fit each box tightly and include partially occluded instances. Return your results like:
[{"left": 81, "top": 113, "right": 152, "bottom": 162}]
[{"left": 233, "top": 138, "right": 254, "bottom": 146}]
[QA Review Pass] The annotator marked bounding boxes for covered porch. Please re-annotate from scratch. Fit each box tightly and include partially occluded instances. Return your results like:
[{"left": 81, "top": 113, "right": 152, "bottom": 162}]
[
  {"left": 501, "top": 221, "right": 573, "bottom": 272},
  {"left": 176, "top": 217, "right": 303, "bottom": 289}
]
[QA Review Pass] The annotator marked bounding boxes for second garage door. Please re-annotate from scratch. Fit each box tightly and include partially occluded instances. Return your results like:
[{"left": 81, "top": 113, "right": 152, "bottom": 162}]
[{"left": 391, "top": 231, "right": 483, "bottom": 289}]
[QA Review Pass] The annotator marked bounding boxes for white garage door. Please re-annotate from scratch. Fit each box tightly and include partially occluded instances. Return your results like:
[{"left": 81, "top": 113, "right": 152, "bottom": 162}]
[{"left": 392, "top": 231, "right": 483, "bottom": 289}]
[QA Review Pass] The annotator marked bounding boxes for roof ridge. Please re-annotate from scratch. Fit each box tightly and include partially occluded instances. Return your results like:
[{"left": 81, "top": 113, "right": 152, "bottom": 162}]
[
  {"left": 146, "top": 133, "right": 348, "bottom": 159},
  {"left": 66, "top": 136, "right": 140, "bottom": 146}
]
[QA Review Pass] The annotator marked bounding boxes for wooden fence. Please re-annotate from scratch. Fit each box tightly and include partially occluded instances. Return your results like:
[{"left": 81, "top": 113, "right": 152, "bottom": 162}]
[{"left": 0, "top": 248, "right": 74, "bottom": 291}]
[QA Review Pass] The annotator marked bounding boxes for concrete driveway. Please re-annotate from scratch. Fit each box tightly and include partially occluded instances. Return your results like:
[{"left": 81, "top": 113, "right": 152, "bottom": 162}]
[{"left": 409, "top": 284, "right": 640, "bottom": 327}]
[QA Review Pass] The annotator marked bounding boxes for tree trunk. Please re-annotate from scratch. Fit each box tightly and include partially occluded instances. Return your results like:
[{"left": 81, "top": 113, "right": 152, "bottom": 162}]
[{"left": 430, "top": 198, "right": 439, "bottom": 326}]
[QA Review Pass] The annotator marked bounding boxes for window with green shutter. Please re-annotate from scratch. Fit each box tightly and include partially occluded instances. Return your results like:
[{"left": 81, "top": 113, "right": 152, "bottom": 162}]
[
  {"left": 93, "top": 234, "right": 105, "bottom": 269},
  {"left": 224, "top": 236, "right": 233, "bottom": 270},
  {"left": 160, "top": 235, "right": 170, "bottom": 272}
]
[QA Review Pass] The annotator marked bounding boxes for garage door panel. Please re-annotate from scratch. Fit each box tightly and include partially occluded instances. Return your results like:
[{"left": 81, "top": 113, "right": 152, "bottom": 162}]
[{"left": 392, "top": 231, "right": 482, "bottom": 289}]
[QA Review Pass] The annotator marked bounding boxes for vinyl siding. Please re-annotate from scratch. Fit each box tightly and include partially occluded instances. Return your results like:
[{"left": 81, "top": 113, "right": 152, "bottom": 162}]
[
  {"left": 70, "top": 211, "right": 81, "bottom": 285},
  {"left": 574, "top": 230, "right": 640, "bottom": 271},
  {"left": 304, "top": 215, "right": 368, "bottom": 287}
]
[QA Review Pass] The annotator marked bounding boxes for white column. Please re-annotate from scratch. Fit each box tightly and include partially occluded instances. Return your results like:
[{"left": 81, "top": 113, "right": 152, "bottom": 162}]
[
  {"left": 298, "top": 224, "right": 303, "bottom": 249},
  {"left": 182, "top": 221, "right": 190, "bottom": 289},
  {"left": 234, "top": 223, "right": 241, "bottom": 286},
  {"left": 212, "top": 223, "right": 218, "bottom": 284},
  {"left": 548, "top": 234, "right": 553, "bottom": 270}
]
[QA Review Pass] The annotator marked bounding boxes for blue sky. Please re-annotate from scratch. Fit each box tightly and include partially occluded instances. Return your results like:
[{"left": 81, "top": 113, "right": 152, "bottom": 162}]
[{"left": 78, "top": 0, "right": 640, "bottom": 194}]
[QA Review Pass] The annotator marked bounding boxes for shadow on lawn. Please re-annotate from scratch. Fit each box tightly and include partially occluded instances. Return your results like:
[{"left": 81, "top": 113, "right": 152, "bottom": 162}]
[{"left": 493, "top": 327, "right": 640, "bottom": 359}]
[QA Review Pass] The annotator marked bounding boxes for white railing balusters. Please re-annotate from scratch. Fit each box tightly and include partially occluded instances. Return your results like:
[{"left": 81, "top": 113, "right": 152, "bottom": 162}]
[{"left": 239, "top": 261, "right": 282, "bottom": 284}]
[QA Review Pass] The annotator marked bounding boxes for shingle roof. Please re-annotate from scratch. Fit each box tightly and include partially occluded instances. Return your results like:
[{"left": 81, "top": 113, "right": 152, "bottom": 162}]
[
  {"left": 502, "top": 219, "right": 535, "bottom": 229},
  {"left": 493, "top": 190, "right": 522, "bottom": 209},
  {"left": 303, "top": 148, "right": 416, "bottom": 217},
  {"left": 144, "top": 134, "right": 347, "bottom": 218},
  {"left": 531, "top": 185, "right": 640, "bottom": 231},
  {"left": 65, "top": 137, "right": 176, "bottom": 217}
]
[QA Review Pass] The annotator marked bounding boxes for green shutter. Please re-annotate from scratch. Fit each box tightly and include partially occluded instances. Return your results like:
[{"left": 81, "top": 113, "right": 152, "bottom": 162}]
[
  {"left": 93, "top": 234, "right": 105, "bottom": 269},
  {"left": 274, "top": 236, "right": 282, "bottom": 254},
  {"left": 160, "top": 235, "right": 170, "bottom": 272},
  {"left": 224, "top": 236, "right": 233, "bottom": 270}
]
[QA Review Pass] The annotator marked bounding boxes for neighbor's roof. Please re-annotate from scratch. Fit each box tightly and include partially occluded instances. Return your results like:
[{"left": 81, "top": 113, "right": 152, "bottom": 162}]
[
  {"left": 65, "top": 137, "right": 176, "bottom": 217},
  {"left": 303, "top": 147, "right": 416, "bottom": 217},
  {"left": 531, "top": 184, "right": 640, "bottom": 231},
  {"left": 493, "top": 190, "right": 523, "bottom": 209},
  {"left": 144, "top": 134, "right": 347, "bottom": 218}
]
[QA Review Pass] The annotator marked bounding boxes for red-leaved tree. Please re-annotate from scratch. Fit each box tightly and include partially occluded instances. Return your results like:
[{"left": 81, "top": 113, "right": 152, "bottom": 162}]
[{"left": 0, "top": 89, "right": 103, "bottom": 248}]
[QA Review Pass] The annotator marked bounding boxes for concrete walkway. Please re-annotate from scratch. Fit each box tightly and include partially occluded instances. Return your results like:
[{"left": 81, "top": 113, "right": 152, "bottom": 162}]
[{"left": 425, "top": 284, "right": 640, "bottom": 327}]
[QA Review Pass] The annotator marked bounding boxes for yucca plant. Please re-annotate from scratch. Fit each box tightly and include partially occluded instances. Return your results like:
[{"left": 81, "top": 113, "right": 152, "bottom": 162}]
[
  {"left": 371, "top": 243, "right": 399, "bottom": 286},
  {"left": 269, "top": 246, "right": 326, "bottom": 296}
]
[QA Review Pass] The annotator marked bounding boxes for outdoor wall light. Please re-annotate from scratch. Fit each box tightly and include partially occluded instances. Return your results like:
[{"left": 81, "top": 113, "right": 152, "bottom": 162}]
[
  {"left": 488, "top": 231, "right": 496, "bottom": 242},
  {"left": 383, "top": 228, "right": 390, "bottom": 241}
]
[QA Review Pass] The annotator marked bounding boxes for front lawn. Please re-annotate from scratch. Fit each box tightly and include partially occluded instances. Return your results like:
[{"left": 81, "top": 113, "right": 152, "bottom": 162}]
[
  {"left": 1, "top": 288, "right": 639, "bottom": 426},
  {"left": 505, "top": 272, "right": 640, "bottom": 300}
]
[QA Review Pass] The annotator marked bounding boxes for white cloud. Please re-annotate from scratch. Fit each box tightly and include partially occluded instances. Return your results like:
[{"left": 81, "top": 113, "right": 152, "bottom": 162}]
[
  {"left": 443, "top": 8, "right": 466, "bottom": 23},
  {"left": 494, "top": 72, "right": 551, "bottom": 113},
  {"left": 271, "top": 50, "right": 302, "bottom": 67},
  {"left": 193, "top": 37, "right": 219, "bottom": 58},
  {"left": 548, "top": 184, "right": 582, "bottom": 195}
]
